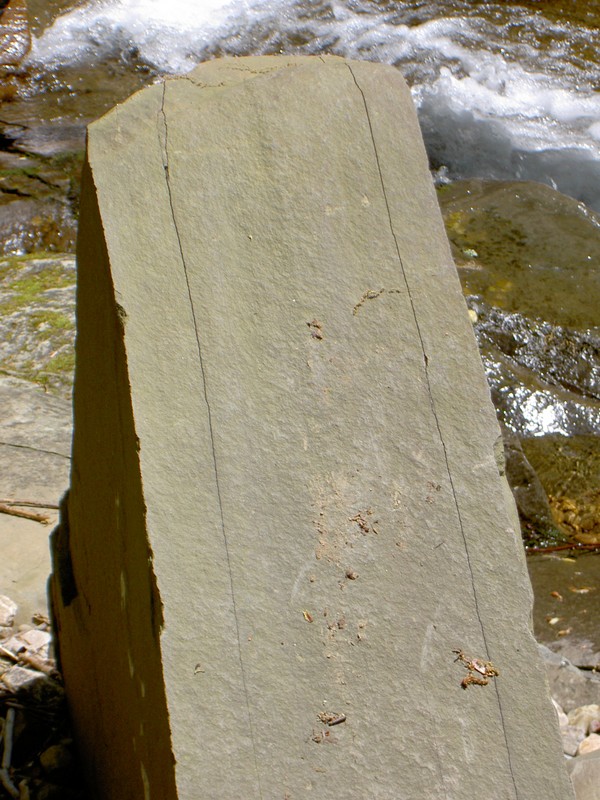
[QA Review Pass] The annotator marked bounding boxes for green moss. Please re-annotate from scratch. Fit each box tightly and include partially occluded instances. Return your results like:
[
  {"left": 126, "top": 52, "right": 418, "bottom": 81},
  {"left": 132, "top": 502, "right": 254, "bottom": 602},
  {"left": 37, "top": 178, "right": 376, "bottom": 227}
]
[
  {"left": 12, "top": 268, "right": 74, "bottom": 296},
  {"left": 45, "top": 350, "right": 75, "bottom": 375},
  {"left": 29, "top": 309, "right": 74, "bottom": 332},
  {"left": 48, "top": 150, "right": 84, "bottom": 169},
  {"left": 0, "top": 253, "right": 74, "bottom": 281},
  {"left": 0, "top": 264, "right": 76, "bottom": 314}
]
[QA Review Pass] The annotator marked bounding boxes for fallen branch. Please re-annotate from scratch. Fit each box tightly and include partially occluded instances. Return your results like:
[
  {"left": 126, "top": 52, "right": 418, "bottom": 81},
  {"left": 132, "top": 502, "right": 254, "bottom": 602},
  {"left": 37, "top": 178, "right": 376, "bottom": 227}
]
[
  {"left": 0, "top": 769, "right": 18, "bottom": 799},
  {"left": 0, "top": 646, "right": 18, "bottom": 663},
  {"left": 526, "top": 543, "right": 600, "bottom": 555},
  {"left": 0, "top": 505, "right": 49, "bottom": 525},
  {"left": 0, "top": 500, "right": 59, "bottom": 510},
  {"left": 17, "top": 652, "right": 56, "bottom": 677}
]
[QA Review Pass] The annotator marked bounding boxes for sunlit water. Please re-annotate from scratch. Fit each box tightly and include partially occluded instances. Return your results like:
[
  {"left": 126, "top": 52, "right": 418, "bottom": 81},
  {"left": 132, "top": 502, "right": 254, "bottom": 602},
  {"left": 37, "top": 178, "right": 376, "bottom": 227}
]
[{"left": 27, "top": 0, "right": 600, "bottom": 209}]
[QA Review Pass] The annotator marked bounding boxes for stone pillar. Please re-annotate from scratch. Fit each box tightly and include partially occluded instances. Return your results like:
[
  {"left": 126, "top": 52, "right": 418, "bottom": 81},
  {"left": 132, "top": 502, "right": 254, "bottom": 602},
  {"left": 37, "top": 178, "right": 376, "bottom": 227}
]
[{"left": 51, "top": 56, "right": 574, "bottom": 800}]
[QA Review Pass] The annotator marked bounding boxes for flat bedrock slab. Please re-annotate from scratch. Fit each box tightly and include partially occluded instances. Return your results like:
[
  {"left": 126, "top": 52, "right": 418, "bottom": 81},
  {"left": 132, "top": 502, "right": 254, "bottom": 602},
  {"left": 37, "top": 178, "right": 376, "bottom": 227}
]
[
  {"left": 51, "top": 55, "right": 574, "bottom": 800},
  {"left": 0, "top": 376, "right": 71, "bottom": 623}
]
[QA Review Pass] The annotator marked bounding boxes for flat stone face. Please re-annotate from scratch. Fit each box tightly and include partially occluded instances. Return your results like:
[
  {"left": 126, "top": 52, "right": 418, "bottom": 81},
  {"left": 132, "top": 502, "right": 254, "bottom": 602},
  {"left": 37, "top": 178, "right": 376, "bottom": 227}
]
[{"left": 51, "top": 56, "right": 574, "bottom": 799}]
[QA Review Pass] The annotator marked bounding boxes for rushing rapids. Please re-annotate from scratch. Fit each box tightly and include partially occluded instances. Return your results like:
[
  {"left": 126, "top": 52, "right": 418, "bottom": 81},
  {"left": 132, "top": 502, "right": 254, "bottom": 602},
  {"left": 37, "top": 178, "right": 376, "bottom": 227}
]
[{"left": 24, "top": 0, "right": 600, "bottom": 211}]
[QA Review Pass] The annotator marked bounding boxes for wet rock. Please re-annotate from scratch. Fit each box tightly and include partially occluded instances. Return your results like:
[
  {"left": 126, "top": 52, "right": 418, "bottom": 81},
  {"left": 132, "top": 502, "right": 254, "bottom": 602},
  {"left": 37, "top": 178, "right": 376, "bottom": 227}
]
[
  {"left": 438, "top": 179, "right": 600, "bottom": 439},
  {"left": 0, "top": 0, "right": 31, "bottom": 67},
  {"left": 469, "top": 299, "right": 600, "bottom": 438},
  {"left": 439, "top": 179, "right": 600, "bottom": 331},
  {"left": 0, "top": 197, "right": 77, "bottom": 256},
  {"left": 439, "top": 178, "right": 600, "bottom": 549},
  {"left": 565, "top": 750, "right": 600, "bottom": 800},
  {"left": 521, "top": 436, "right": 600, "bottom": 546},
  {"left": 0, "top": 152, "right": 81, "bottom": 256},
  {"left": 502, "top": 427, "right": 561, "bottom": 545}
]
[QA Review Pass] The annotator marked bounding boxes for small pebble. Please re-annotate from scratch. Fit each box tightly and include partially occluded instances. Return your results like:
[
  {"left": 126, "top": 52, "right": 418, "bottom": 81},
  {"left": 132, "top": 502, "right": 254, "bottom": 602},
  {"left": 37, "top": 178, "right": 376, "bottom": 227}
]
[
  {"left": 568, "top": 704, "right": 600, "bottom": 736},
  {"left": 577, "top": 733, "right": 600, "bottom": 756},
  {"left": 40, "top": 743, "right": 74, "bottom": 775},
  {"left": 1, "top": 664, "right": 46, "bottom": 692},
  {"left": 0, "top": 594, "right": 17, "bottom": 627}
]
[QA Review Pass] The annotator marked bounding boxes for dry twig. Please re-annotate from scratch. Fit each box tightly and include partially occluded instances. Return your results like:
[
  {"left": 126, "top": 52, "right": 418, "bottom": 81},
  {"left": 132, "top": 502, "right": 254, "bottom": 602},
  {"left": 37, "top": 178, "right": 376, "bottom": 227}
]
[
  {"left": 0, "top": 500, "right": 59, "bottom": 510},
  {"left": 0, "top": 505, "right": 49, "bottom": 525}
]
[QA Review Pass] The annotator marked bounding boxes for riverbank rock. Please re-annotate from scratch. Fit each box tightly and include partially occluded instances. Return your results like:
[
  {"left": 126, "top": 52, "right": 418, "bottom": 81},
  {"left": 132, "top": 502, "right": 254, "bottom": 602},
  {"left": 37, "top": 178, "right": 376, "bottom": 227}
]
[{"left": 51, "top": 55, "right": 573, "bottom": 799}]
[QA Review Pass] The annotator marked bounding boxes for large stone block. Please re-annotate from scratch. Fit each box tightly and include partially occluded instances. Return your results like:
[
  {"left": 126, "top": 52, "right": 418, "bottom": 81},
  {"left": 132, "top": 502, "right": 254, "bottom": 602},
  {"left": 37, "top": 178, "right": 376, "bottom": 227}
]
[{"left": 50, "top": 56, "right": 574, "bottom": 799}]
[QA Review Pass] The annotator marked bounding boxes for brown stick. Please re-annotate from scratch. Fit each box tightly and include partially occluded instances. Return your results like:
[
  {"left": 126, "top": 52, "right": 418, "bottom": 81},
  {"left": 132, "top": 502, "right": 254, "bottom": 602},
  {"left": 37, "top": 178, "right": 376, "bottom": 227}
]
[
  {"left": 0, "top": 505, "right": 49, "bottom": 524},
  {"left": 17, "top": 652, "right": 57, "bottom": 677},
  {"left": 526, "top": 543, "right": 600, "bottom": 554},
  {"left": 0, "top": 499, "right": 59, "bottom": 509}
]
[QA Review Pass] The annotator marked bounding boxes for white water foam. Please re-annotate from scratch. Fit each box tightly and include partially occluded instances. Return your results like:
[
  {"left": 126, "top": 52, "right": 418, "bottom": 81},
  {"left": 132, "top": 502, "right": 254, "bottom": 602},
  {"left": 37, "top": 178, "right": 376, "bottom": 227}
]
[
  {"left": 28, "top": 0, "right": 600, "bottom": 209},
  {"left": 28, "top": 0, "right": 265, "bottom": 73}
]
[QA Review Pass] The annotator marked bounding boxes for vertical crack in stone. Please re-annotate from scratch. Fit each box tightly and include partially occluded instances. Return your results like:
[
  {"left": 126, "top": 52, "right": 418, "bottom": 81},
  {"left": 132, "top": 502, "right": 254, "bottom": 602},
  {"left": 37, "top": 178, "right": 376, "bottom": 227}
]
[
  {"left": 157, "top": 82, "right": 264, "bottom": 799},
  {"left": 346, "top": 63, "right": 520, "bottom": 799}
]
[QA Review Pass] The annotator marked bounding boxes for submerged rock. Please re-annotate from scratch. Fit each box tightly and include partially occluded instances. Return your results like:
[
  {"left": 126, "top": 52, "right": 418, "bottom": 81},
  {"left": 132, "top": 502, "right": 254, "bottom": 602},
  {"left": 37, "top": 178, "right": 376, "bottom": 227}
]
[
  {"left": 0, "top": 152, "right": 81, "bottom": 256},
  {"left": 502, "top": 427, "right": 562, "bottom": 546},
  {"left": 439, "top": 179, "right": 600, "bottom": 546},
  {"left": 521, "top": 435, "right": 600, "bottom": 545},
  {"left": 439, "top": 179, "right": 600, "bottom": 439}
]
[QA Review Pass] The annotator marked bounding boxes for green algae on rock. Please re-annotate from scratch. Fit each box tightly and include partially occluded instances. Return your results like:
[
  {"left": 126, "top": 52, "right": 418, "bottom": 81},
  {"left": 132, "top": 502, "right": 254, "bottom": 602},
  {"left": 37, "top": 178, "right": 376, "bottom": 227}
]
[
  {"left": 521, "top": 434, "right": 600, "bottom": 546},
  {"left": 439, "top": 179, "right": 600, "bottom": 330},
  {"left": 0, "top": 253, "right": 75, "bottom": 396}
]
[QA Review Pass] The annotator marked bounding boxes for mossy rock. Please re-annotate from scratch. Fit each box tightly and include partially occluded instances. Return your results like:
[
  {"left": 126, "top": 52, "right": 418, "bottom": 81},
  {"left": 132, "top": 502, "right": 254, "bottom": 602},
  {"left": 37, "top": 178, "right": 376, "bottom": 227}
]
[
  {"left": 0, "top": 252, "right": 76, "bottom": 396},
  {"left": 439, "top": 179, "right": 600, "bottom": 330}
]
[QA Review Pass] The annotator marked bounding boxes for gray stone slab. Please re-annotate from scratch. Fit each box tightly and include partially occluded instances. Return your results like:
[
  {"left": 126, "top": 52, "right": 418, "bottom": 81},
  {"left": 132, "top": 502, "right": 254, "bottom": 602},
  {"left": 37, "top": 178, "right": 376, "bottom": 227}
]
[
  {"left": 51, "top": 56, "right": 574, "bottom": 799},
  {"left": 0, "top": 376, "right": 71, "bottom": 623}
]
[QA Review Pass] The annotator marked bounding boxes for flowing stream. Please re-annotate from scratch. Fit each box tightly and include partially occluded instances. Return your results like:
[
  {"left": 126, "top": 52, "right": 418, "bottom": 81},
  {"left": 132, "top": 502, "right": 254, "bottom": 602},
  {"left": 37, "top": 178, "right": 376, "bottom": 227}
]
[{"left": 24, "top": 0, "right": 600, "bottom": 210}]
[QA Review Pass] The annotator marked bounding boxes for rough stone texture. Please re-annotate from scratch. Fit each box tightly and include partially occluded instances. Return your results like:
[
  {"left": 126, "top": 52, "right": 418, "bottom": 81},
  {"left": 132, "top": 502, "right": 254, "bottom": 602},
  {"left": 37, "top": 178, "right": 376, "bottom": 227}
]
[
  {"left": 541, "top": 645, "right": 600, "bottom": 714},
  {"left": 50, "top": 56, "right": 574, "bottom": 800},
  {"left": 566, "top": 750, "right": 600, "bottom": 800}
]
